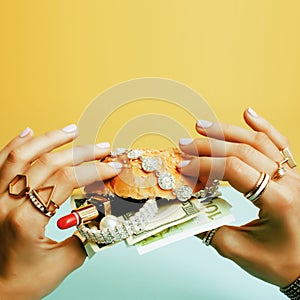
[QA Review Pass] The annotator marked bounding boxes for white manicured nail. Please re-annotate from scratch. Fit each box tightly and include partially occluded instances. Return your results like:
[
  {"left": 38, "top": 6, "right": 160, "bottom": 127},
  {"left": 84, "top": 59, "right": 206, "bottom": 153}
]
[
  {"left": 177, "top": 160, "right": 191, "bottom": 168},
  {"left": 196, "top": 120, "right": 213, "bottom": 128},
  {"left": 62, "top": 124, "right": 78, "bottom": 133},
  {"left": 108, "top": 162, "right": 123, "bottom": 169},
  {"left": 247, "top": 107, "right": 258, "bottom": 118},
  {"left": 96, "top": 142, "right": 110, "bottom": 149},
  {"left": 19, "top": 127, "right": 32, "bottom": 138},
  {"left": 179, "top": 138, "right": 193, "bottom": 146}
]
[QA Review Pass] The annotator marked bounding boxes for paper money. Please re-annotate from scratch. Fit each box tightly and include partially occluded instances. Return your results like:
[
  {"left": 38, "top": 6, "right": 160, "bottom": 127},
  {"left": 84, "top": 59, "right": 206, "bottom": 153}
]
[
  {"left": 126, "top": 198, "right": 202, "bottom": 245},
  {"left": 134, "top": 197, "right": 234, "bottom": 255}
]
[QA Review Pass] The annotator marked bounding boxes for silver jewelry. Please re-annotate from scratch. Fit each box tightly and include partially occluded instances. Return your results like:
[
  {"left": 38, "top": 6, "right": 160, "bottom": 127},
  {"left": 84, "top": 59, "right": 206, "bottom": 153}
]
[
  {"left": 280, "top": 277, "right": 300, "bottom": 300},
  {"left": 111, "top": 148, "right": 220, "bottom": 202},
  {"left": 203, "top": 228, "right": 219, "bottom": 246},
  {"left": 77, "top": 199, "right": 158, "bottom": 244},
  {"left": 244, "top": 172, "right": 270, "bottom": 203},
  {"left": 281, "top": 147, "right": 297, "bottom": 169}
]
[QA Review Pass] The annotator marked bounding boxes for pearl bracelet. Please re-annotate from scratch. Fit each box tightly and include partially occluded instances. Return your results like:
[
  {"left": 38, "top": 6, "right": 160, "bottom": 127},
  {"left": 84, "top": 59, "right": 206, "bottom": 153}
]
[
  {"left": 77, "top": 199, "right": 158, "bottom": 244},
  {"left": 280, "top": 277, "right": 300, "bottom": 300}
]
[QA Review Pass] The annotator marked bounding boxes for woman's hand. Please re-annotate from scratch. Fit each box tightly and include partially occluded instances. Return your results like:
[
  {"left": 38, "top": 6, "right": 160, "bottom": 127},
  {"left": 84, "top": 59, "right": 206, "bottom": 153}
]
[
  {"left": 0, "top": 124, "right": 121, "bottom": 299},
  {"left": 178, "top": 108, "right": 300, "bottom": 288}
]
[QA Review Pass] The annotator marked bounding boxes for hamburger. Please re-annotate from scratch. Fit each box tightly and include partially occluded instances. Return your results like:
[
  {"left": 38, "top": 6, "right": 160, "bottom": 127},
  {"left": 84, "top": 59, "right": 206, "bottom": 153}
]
[{"left": 85, "top": 147, "right": 208, "bottom": 202}]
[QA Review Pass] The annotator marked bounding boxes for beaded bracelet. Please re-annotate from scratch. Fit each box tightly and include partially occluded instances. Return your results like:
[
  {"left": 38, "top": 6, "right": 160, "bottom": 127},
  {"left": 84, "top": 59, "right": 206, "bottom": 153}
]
[
  {"left": 202, "top": 228, "right": 219, "bottom": 246},
  {"left": 280, "top": 277, "right": 300, "bottom": 300}
]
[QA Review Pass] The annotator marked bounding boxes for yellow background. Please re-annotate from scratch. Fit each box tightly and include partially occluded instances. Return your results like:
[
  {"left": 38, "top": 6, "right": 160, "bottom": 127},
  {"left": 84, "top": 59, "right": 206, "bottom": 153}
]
[{"left": 0, "top": 1, "right": 299, "bottom": 160}]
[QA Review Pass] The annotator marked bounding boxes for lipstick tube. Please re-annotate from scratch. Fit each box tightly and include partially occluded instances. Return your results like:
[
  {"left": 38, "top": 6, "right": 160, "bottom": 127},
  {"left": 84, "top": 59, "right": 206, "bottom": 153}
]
[{"left": 57, "top": 204, "right": 99, "bottom": 230}]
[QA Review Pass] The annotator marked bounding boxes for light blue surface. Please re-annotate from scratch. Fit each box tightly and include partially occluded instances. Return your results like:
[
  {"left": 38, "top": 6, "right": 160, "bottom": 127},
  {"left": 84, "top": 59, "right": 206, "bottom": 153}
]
[{"left": 44, "top": 187, "right": 286, "bottom": 300}]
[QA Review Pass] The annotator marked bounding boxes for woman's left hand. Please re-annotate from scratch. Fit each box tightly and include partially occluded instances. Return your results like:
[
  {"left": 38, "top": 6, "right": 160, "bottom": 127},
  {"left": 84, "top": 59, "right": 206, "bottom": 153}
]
[{"left": 178, "top": 108, "right": 300, "bottom": 288}]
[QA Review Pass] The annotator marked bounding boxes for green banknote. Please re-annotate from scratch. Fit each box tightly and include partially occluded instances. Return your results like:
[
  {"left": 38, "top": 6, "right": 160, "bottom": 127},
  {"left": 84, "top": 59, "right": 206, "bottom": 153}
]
[{"left": 134, "top": 197, "right": 234, "bottom": 255}]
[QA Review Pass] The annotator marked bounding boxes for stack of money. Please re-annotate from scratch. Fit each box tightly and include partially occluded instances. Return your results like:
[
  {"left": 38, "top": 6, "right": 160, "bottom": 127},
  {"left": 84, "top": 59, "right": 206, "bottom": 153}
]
[
  {"left": 74, "top": 193, "right": 234, "bottom": 257},
  {"left": 133, "top": 196, "right": 233, "bottom": 254}
]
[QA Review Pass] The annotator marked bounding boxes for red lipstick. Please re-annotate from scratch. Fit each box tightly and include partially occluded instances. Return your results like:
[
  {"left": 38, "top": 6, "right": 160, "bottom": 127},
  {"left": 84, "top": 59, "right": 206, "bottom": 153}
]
[{"left": 57, "top": 204, "right": 99, "bottom": 230}]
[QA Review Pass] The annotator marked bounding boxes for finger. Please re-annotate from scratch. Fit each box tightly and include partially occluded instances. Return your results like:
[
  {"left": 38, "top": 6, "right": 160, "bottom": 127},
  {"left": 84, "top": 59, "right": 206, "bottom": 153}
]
[
  {"left": 244, "top": 107, "right": 290, "bottom": 150},
  {"left": 0, "top": 124, "right": 78, "bottom": 192},
  {"left": 179, "top": 138, "right": 278, "bottom": 176},
  {"left": 14, "top": 161, "right": 122, "bottom": 226},
  {"left": 23, "top": 143, "right": 111, "bottom": 189},
  {"left": 0, "top": 127, "right": 34, "bottom": 167},
  {"left": 195, "top": 119, "right": 283, "bottom": 163},
  {"left": 38, "top": 161, "right": 123, "bottom": 207},
  {"left": 178, "top": 156, "right": 283, "bottom": 212},
  {"left": 178, "top": 156, "right": 256, "bottom": 192},
  {"left": 178, "top": 156, "right": 277, "bottom": 208}
]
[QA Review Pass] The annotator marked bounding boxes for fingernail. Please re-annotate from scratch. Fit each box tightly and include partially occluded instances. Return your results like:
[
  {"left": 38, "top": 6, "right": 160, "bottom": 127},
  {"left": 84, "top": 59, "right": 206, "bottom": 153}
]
[
  {"left": 179, "top": 138, "right": 193, "bottom": 146},
  {"left": 108, "top": 162, "right": 123, "bottom": 169},
  {"left": 196, "top": 120, "right": 213, "bottom": 128},
  {"left": 62, "top": 124, "right": 78, "bottom": 133},
  {"left": 177, "top": 160, "right": 191, "bottom": 168},
  {"left": 96, "top": 142, "right": 110, "bottom": 149},
  {"left": 247, "top": 107, "right": 258, "bottom": 118},
  {"left": 19, "top": 127, "right": 32, "bottom": 138}
]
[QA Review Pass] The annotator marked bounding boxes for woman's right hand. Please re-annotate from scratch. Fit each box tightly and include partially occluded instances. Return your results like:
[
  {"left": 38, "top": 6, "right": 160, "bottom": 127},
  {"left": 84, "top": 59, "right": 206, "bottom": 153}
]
[{"left": 0, "top": 124, "right": 122, "bottom": 299}]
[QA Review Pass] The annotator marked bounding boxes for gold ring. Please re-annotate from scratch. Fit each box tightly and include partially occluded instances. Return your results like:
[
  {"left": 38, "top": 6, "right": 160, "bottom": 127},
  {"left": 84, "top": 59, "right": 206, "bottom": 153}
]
[
  {"left": 272, "top": 158, "right": 288, "bottom": 180},
  {"left": 281, "top": 148, "right": 297, "bottom": 168},
  {"left": 244, "top": 172, "right": 271, "bottom": 203},
  {"left": 8, "top": 174, "right": 30, "bottom": 198},
  {"left": 29, "top": 185, "right": 60, "bottom": 217}
]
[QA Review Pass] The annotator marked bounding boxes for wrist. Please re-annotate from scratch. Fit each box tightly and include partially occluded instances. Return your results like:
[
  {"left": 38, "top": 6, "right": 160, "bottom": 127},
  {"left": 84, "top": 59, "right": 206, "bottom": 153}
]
[
  {"left": 280, "top": 277, "right": 300, "bottom": 300},
  {"left": 0, "top": 278, "right": 39, "bottom": 300}
]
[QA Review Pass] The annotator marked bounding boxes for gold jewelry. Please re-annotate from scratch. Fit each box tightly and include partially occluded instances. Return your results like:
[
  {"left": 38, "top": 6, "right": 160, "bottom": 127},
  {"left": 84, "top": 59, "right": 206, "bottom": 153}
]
[
  {"left": 32, "top": 186, "right": 59, "bottom": 210},
  {"left": 272, "top": 158, "right": 288, "bottom": 180},
  {"left": 281, "top": 147, "right": 297, "bottom": 168},
  {"left": 244, "top": 172, "right": 270, "bottom": 203},
  {"left": 8, "top": 174, "right": 30, "bottom": 198},
  {"left": 8, "top": 175, "right": 59, "bottom": 217},
  {"left": 28, "top": 192, "right": 56, "bottom": 217},
  {"left": 28, "top": 185, "right": 59, "bottom": 217}
]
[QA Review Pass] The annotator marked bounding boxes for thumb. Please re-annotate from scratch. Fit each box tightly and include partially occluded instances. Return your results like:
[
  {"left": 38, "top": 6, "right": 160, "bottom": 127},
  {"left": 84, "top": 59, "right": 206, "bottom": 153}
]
[
  {"left": 197, "top": 224, "right": 278, "bottom": 284},
  {"left": 56, "top": 236, "right": 87, "bottom": 273}
]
